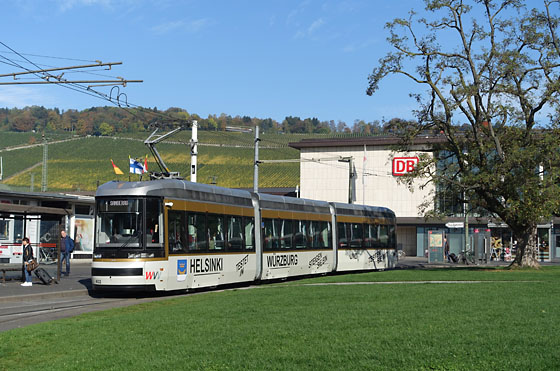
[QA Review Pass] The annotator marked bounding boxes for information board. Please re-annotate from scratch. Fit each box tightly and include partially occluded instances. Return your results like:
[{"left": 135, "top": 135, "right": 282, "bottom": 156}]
[{"left": 428, "top": 231, "right": 444, "bottom": 263}]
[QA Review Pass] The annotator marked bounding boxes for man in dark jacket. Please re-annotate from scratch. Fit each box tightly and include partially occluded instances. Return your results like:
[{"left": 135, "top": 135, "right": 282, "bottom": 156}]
[{"left": 60, "top": 230, "right": 74, "bottom": 276}]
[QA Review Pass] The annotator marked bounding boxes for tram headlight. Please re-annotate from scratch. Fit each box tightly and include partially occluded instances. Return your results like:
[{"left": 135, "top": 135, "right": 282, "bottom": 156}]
[
  {"left": 128, "top": 253, "right": 141, "bottom": 259},
  {"left": 94, "top": 254, "right": 102, "bottom": 259}
]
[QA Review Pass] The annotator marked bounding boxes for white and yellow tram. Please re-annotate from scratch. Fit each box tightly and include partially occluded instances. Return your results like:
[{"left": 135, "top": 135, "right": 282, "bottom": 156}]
[{"left": 92, "top": 179, "right": 397, "bottom": 291}]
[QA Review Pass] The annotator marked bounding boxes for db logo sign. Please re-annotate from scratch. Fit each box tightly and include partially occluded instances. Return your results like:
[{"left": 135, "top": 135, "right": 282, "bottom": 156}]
[{"left": 392, "top": 157, "right": 419, "bottom": 176}]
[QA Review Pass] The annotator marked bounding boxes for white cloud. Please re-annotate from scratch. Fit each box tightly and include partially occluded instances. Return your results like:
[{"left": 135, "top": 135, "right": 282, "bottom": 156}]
[
  {"left": 151, "top": 18, "right": 212, "bottom": 35},
  {"left": 55, "top": 0, "right": 115, "bottom": 12},
  {"left": 294, "top": 17, "right": 326, "bottom": 39},
  {"left": 308, "top": 18, "right": 325, "bottom": 34},
  {"left": 342, "top": 39, "right": 377, "bottom": 53},
  {"left": 151, "top": 20, "right": 187, "bottom": 35},
  {"left": 188, "top": 18, "right": 211, "bottom": 33},
  {"left": 0, "top": 87, "right": 54, "bottom": 107}
]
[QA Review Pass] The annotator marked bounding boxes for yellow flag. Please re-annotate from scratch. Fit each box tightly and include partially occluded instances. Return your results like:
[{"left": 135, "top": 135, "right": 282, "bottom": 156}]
[{"left": 111, "top": 159, "right": 124, "bottom": 175}]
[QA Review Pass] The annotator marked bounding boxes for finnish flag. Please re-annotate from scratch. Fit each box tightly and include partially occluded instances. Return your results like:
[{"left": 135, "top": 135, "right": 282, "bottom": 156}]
[{"left": 129, "top": 157, "right": 145, "bottom": 174}]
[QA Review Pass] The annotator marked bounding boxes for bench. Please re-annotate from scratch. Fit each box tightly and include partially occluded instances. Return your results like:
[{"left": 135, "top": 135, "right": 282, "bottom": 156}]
[{"left": 0, "top": 265, "right": 23, "bottom": 283}]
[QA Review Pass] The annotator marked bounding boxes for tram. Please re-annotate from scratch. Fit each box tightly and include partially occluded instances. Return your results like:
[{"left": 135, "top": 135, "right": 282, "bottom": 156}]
[{"left": 92, "top": 179, "right": 397, "bottom": 291}]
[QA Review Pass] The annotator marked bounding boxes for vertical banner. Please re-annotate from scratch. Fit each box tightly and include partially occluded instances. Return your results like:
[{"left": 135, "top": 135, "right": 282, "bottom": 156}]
[{"left": 74, "top": 217, "right": 94, "bottom": 252}]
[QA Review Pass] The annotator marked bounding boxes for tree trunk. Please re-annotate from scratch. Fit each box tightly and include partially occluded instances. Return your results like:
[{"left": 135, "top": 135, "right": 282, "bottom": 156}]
[{"left": 511, "top": 226, "right": 540, "bottom": 268}]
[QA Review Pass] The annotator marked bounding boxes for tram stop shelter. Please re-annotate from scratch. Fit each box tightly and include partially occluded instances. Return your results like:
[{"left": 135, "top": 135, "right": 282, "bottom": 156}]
[{"left": 0, "top": 189, "right": 95, "bottom": 281}]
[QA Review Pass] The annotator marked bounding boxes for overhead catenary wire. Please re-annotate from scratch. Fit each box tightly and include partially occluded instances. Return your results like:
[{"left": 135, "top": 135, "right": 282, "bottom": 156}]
[
  {"left": 0, "top": 44, "right": 354, "bottom": 154},
  {"left": 0, "top": 50, "right": 98, "bottom": 63},
  {"left": 0, "top": 42, "right": 197, "bottom": 129},
  {"left": 259, "top": 157, "right": 393, "bottom": 178}
]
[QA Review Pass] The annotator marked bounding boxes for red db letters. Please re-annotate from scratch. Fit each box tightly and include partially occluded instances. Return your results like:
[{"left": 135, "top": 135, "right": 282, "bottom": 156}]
[{"left": 392, "top": 157, "right": 419, "bottom": 176}]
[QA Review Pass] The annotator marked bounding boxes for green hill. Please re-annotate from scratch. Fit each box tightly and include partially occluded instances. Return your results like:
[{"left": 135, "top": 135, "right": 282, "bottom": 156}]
[{"left": 0, "top": 132, "right": 309, "bottom": 192}]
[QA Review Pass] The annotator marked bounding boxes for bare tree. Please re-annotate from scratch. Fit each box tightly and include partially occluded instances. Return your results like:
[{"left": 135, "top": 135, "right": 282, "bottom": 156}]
[{"left": 368, "top": 0, "right": 560, "bottom": 267}]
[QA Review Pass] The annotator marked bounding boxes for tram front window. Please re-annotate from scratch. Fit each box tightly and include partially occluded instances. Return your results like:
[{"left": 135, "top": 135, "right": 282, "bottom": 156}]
[
  {"left": 97, "top": 199, "right": 142, "bottom": 248},
  {"left": 96, "top": 198, "right": 165, "bottom": 258}
]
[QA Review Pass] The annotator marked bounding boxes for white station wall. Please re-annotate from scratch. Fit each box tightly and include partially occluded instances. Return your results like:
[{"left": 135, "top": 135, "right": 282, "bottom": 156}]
[{"left": 298, "top": 146, "right": 433, "bottom": 218}]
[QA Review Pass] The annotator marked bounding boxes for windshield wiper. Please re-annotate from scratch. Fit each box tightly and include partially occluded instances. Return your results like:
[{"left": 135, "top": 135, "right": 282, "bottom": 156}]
[{"left": 120, "top": 231, "right": 141, "bottom": 249}]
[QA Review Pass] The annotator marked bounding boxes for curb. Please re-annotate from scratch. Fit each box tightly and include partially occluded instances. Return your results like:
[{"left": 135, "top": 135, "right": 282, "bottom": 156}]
[{"left": 0, "top": 288, "right": 90, "bottom": 304}]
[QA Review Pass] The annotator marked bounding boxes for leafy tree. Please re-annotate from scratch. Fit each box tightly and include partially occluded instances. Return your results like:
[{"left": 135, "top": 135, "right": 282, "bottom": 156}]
[
  {"left": 367, "top": 0, "right": 560, "bottom": 267},
  {"left": 99, "top": 122, "right": 114, "bottom": 136},
  {"left": 10, "top": 110, "right": 34, "bottom": 132}
]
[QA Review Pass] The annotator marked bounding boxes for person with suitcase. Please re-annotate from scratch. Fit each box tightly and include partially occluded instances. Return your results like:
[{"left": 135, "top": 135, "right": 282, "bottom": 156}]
[
  {"left": 21, "top": 237, "right": 34, "bottom": 287},
  {"left": 60, "top": 230, "right": 74, "bottom": 276}
]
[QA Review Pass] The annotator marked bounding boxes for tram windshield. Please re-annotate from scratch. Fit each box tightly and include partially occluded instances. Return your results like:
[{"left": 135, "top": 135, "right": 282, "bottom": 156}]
[{"left": 95, "top": 198, "right": 163, "bottom": 256}]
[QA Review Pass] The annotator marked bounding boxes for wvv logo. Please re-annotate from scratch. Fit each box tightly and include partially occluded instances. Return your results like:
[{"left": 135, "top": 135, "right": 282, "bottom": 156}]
[{"left": 145, "top": 271, "right": 162, "bottom": 280}]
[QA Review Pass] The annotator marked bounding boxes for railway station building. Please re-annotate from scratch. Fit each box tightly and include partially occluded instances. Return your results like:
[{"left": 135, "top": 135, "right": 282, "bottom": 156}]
[
  {"left": 289, "top": 136, "right": 559, "bottom": 262},
  {"left": 0, "top": 188, "right": 95, "bottom": 264}
]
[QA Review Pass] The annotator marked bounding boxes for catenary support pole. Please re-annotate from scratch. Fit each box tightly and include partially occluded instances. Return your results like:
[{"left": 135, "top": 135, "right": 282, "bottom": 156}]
[
  {"left": 253, "top": 126, "right": 260, "bottom": 193},
  {"left": 190, "top": 120, "right": 198, "bottom": 183}
]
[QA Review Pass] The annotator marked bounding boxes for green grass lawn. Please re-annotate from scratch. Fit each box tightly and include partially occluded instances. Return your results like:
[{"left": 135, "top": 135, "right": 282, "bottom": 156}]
[{"left": 1, "top": 266, "right": 559, "bottom": 370}]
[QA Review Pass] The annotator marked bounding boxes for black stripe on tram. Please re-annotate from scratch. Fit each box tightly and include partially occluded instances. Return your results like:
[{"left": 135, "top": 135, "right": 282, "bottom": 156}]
[{"left": 91, "top": 268, "right": 143, "bottom": 276}]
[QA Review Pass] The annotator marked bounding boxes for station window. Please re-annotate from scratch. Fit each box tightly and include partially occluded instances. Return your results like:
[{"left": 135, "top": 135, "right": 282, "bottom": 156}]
[{"left": 0, "top": 220, "right": 9, "bottom": 240}]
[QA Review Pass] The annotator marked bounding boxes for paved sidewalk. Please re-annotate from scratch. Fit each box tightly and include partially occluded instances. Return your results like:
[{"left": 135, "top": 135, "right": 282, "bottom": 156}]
[{"left": 0, "top": 260, "right": 92, "bottom": 303}]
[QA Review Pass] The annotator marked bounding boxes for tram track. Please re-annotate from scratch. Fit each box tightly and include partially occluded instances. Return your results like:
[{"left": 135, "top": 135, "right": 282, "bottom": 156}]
[{"left": 0, "top": 295, "right": 166, "bottom": 332}]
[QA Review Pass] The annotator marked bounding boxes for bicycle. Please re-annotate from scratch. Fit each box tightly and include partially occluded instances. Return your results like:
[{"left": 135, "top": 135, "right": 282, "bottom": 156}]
[
  {"left": 457, "top": 249, "right": 475, "bottom": 265},
  {"left": 38, "top": 246, "right": 57, "bottom": 264}
]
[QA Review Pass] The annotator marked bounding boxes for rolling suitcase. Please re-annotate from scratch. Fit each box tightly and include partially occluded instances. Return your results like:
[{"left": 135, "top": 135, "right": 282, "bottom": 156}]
[
  {"left": 449, "top": 253, "right": 458, "bottom": 263},
  {"left": 34, "top": 267, "right": 53, "bottom": 285}
]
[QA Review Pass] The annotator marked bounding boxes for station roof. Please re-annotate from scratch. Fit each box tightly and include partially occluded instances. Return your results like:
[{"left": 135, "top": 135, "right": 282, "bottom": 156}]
[
  {"left": 0, "top": 189, "right": 94, "bottom": 216},
  {"left": 289, "top": 135, "right": 446, "bottom": 149}
]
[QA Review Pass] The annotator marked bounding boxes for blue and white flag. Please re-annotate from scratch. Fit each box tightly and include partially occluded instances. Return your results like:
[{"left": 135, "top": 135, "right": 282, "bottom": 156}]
[{"left": 129, "top": 157, "right": 145, "bottom": 174}]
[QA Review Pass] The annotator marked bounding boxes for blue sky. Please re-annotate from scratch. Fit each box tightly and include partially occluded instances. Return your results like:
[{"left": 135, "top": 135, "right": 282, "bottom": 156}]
[{"left": 0, "top": 0, "right": 424, "bottom": 125}]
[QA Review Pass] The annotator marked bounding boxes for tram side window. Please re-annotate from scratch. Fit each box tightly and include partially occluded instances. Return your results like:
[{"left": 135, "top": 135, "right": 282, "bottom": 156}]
[
  {"left": 389, "top": 224, "right": 396, "bottom": 248},
  {"left": 244, "top": 217, "right": 255, "bottom": 251},
  {"left": 168, "top": 210, "right": 187, "bottom": 254},
  {"left": 379, "top": 225, "right": 389, "bottom": 248},
  {"left": 295, "top": 220, "right": 310, "bottom": 249},
  {"left": 188, "top": 213, "right": 207, "bottom": 251},
  {"left": 280, "top": 219, "right": 293, "bottom": 249},
  {"left": 325, "top": 222, "right": 332, "bottom": 249},
  {"left": 263, "top": 219, "right": 278, "bottom": 250},
  {"left": 207, "top": 214, "right": 225, "bottom": 251},
  {"left": 350, "top": 223, "right": 363, "bottom": 249},
  {"left": 311, "top": 221, "right": 329, "bottom": 249},
  {"left": 364, "top": 224, "right": 377, "bottom": 249},
  {"left": 338, "top": 222, "right": 349, "bottom": 248},
  {"left": 227, "top": 216, "right": 243, "bottom": 251},
  {"left": 146, "top": 199, "right": 162, "bottom": 246}
]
